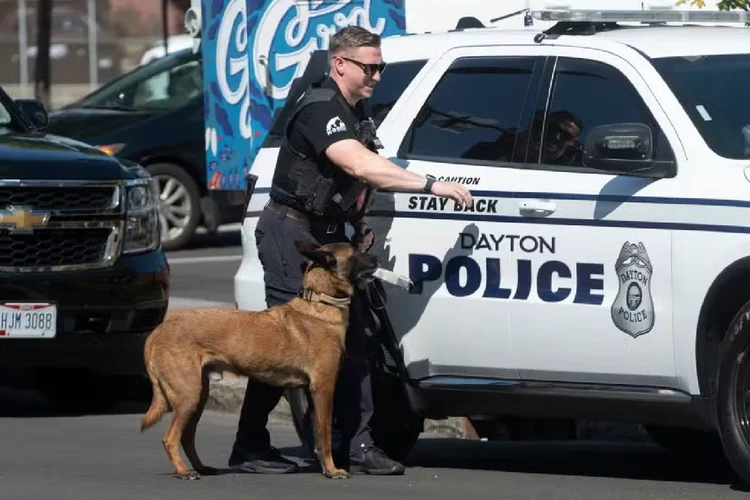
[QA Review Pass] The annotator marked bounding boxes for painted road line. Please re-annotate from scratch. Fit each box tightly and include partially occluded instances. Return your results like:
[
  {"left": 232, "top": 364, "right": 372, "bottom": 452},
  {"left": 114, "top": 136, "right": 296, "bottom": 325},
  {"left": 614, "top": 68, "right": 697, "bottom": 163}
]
[
  {"left": 167, "top": 255, "right": 243, "bottom": 264},
  {"left": 168, "top": 297, "right": 235, "bottom": 310},
  {"left": 194, "top": 223, "right": 241, "bottom": 234}
]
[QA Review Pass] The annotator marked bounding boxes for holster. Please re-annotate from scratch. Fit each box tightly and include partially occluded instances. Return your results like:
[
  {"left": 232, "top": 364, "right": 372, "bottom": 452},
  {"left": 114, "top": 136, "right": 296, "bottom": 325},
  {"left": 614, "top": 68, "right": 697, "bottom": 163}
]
[
  {"left": 332, "top": 179, "right": 367, "bottom": 211},
  {"left": 306, "top": 177, "right": 337, "bottom": 217},
  {"left": 289, "top": 165, "right": 335, "bottom": 217}
]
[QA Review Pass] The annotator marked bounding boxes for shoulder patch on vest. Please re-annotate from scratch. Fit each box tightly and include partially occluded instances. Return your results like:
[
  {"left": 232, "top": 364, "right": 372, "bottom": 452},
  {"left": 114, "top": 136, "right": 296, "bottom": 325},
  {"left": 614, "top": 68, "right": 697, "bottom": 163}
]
[{"left": 326, "top": 116, "right": 347, "bottom": 136}]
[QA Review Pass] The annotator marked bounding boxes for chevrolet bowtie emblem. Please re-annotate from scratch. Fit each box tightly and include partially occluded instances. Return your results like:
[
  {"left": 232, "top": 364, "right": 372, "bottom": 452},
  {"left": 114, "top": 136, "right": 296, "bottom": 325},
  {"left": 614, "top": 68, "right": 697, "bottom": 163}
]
[{"left": 0, "top": 206, "right": 51, "bottom": 234}]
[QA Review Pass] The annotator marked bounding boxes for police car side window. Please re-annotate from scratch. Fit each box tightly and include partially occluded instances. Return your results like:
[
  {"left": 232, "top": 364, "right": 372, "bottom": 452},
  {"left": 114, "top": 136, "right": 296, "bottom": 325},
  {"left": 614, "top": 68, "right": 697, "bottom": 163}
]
[
  {"left": 530, "top": 57, "right": 674, "bottom": 171},
  {"left": 397, "top": 56, "right": 542, "bottom": 165},
  {"left": 367, "top": 60, "right": 426, "bottom": 128}
]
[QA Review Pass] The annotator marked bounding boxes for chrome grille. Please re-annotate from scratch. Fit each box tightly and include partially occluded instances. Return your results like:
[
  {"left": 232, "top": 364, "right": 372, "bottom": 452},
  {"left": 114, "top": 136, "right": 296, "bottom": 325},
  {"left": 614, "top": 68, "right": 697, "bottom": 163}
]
[
  {"left": 0, "top": 180, "right": 124, "bottom": 272},
  {"left": 0, "top": 228, "right": 112, "bottom": 269},
  {"left": 0, "top": 186, "right": 117, "bottom": 211}
]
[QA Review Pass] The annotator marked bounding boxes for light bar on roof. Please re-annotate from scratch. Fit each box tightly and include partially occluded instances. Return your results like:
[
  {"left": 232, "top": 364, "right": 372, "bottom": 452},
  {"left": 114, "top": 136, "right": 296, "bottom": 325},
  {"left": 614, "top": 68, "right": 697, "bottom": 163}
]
[{"left": 531, "top": 9, "right": 750, "bottom": 24}]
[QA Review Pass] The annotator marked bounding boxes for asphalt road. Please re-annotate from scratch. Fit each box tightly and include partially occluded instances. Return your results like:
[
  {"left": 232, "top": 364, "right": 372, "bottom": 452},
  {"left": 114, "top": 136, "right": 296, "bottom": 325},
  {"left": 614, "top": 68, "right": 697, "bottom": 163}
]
[
  {"left": 2, "top": 228, "right": 750, "bottom": 498},
  {"left": 166, "top": 225, "right": 243, "bottom": 307},
  {"left": 0, "top": 388, "right": 748, "bottom": 500}
]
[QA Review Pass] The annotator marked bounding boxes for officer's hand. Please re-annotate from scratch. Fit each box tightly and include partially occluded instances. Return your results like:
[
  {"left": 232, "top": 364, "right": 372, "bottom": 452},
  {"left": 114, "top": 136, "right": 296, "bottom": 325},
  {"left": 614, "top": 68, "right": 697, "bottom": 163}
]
[
  {"left": 430, "top": 181, "right": 473, "bottom": 208},
  {"left": 353, "top": 221, "right": 375, "bottom": 253}
]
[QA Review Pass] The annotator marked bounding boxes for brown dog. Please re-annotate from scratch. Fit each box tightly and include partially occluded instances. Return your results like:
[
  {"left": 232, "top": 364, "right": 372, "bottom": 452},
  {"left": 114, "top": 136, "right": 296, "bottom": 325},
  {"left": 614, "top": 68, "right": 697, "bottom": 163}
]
[{"left": 139, "top": 240, "right": 379, "bottom": 480}]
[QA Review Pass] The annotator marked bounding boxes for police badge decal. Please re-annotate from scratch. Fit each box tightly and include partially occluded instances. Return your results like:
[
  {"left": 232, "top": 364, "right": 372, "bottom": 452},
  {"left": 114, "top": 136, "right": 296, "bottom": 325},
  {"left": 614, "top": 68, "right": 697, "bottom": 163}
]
[{"left": 611, "top": 241, "right": 655, "bottom": 338}]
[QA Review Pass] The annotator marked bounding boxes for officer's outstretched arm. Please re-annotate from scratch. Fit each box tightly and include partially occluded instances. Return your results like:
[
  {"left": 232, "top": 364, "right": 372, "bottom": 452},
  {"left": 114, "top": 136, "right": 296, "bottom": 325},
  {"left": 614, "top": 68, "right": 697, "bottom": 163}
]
[
  {"left": 325, "top": 139, "right": 472, "bottom": 207},
  {"left": 324, "top": 138, "right": 462, "bottom": 197}
]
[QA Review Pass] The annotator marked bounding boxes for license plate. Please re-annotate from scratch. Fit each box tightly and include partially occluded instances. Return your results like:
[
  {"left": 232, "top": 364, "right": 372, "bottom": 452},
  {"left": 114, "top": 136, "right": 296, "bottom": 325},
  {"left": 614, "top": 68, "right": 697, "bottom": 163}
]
[{"left": 0, "top": 303, "right": 57, "bottom": 338}]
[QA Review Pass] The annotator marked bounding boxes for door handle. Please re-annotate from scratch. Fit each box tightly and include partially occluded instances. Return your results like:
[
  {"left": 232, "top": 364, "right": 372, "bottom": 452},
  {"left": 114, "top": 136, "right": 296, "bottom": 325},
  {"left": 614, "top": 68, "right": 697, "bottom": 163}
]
[{"left": 519, "top": 199, "right": 556, "bottom": 217}]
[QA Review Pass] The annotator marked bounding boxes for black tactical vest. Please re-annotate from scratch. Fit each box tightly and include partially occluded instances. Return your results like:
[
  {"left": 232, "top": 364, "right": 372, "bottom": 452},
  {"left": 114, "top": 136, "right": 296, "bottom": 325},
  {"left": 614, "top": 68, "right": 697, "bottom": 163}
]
[{"left": 268, "top": 79, "right": 381, "bottom": 224}]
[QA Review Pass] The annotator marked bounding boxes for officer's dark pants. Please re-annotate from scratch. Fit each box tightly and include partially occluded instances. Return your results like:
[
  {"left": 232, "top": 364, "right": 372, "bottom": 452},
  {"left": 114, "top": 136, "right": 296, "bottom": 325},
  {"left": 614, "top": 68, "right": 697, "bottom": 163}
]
[{"left": 232, "top": 202, "right": 375, "bottom": 457}]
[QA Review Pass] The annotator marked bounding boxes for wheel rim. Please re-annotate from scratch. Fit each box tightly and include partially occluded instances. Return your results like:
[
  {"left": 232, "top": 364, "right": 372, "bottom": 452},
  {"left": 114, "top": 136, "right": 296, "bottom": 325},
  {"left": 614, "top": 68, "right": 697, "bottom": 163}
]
[
  {"left": 733, "top": 346, "right": 750, "bottom": 446},
  {"left": 154, "top": 174, "right": 192, "bottom": 243}
]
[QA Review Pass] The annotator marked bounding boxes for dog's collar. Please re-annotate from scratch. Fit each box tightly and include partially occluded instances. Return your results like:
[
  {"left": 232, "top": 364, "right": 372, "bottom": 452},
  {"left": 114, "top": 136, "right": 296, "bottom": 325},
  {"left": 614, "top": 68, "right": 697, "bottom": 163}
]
[{"left": 302, "top": 288, "right": 351, "bottom": 308}]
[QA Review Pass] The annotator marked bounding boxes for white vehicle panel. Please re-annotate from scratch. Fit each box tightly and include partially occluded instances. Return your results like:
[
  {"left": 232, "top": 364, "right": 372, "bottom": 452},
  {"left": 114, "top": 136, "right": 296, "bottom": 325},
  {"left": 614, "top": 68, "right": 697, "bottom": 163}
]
[
  {"left": 494, "top": 45, "right": 681, "bottom": 386},
  {"left": 373, "top": 205, "right": 517, "bottom": 379},
  {"left": 371, "top": 37, "right": 750, "bottom": 390},
  {"left": 233, "top": 147, "right": 275, "bottom": 312},
  {"left": 672, "top": 232, "right": 750, "bottom": 394},
  {"left": 234, "top": 18, "right": 750, "bottom": 400},
  {"left": 369, "top": 44, "right": 555, "bottom": 380}
]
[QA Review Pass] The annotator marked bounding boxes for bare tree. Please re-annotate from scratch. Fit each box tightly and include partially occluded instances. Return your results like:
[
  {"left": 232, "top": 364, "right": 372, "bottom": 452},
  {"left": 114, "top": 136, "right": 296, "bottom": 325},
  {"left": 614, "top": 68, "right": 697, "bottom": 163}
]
[
  {"left": 162, "top": 0, "right": 168, "bottom": 55},
  {"left": 34, "top": 0, "right": 52, "bottom": 108}
]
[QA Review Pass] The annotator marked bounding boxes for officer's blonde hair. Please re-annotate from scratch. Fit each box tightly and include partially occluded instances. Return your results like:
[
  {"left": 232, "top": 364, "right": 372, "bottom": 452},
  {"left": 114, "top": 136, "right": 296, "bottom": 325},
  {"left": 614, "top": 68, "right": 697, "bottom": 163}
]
[{"left": 328, "top": 26, "right": 381, "bottom": 58}]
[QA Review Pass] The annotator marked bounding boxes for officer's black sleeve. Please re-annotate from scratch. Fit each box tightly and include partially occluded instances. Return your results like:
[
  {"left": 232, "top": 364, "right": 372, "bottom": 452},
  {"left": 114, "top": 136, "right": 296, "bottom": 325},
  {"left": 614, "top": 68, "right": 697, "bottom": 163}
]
[{"left": 297, "top": 102, "right": 359, "bottom": 157}]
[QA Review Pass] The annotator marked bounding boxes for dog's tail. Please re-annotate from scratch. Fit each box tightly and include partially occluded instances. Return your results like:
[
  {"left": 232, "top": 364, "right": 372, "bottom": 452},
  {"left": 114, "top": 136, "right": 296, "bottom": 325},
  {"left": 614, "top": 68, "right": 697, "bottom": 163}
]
[{"left": 140, "top": 371, "right": 169, "bottom": 432}]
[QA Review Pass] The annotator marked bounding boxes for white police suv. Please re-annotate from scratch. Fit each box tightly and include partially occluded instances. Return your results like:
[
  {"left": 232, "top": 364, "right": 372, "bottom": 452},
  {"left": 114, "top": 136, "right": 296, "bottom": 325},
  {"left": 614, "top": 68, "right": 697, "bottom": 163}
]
[{"left": 236, "top": 7, "right": 750, "bottom": 483}]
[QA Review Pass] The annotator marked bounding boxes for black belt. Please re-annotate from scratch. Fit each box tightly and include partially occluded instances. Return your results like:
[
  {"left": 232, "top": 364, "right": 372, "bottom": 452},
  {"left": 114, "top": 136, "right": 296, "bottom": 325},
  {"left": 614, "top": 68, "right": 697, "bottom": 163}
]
[
  {"left": 267, "top": 199, "right": 309, "bottom": 224},
  {"left": 266, "top": 200, "right": 340, "bottom": 234}
]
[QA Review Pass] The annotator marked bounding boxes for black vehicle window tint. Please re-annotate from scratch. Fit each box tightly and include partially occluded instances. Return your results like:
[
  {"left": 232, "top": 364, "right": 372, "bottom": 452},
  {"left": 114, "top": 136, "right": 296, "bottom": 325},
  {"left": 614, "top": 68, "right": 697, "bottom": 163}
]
[
  {"left": 75, "top": 52, "right": 201, "bottom": 110},
  {"left": 366, "top": 60, "right": 426, "bottom": 128},
  {"left": 129, "top": 60, "right": 204, "bottom": 109},
  {"left": 651, "top": 54, "right": 750, "bottom": 160},
  {"left": 531, "top": 57, "right": 673, "bottom": 170},
  {"left": 399, "top": 56, "right": 541, "bottom": 165}
]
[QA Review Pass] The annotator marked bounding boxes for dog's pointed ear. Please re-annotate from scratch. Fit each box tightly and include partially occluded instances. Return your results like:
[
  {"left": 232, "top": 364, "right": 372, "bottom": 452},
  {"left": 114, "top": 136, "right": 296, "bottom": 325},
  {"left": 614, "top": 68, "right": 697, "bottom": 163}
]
[{"left": 295, "top": 240, "right": 336, "bottom": 268}]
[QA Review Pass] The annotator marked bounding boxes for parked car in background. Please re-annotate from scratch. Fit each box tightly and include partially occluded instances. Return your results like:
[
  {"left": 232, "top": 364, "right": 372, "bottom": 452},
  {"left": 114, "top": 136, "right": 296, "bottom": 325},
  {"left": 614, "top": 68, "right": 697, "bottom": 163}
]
[
  {"left": 0, "top": 83, "right": 168, "bottom": 411},
  {"left": 139, "top": 34, "right": 195, "bottom": 65},
  {"left": 43, "top": 48, "right": 243, "bottom": 251}
]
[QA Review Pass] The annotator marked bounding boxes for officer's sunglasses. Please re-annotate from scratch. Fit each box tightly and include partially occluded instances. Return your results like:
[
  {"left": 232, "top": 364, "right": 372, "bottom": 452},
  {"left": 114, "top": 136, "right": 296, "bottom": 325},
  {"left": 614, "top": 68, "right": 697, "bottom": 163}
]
[{"left": 341, "top": 57, "right": 387, "bottom": 77}]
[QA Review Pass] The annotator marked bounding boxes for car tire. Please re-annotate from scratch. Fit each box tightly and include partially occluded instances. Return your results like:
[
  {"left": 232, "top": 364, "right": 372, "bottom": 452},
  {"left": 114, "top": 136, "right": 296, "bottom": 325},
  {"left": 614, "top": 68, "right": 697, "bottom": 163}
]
[
  {"left": 716, "top": 299, "right": 750, "bottom": 484},
  {"left": 145, "top": 162, "right": 201, "bottom": 252}
]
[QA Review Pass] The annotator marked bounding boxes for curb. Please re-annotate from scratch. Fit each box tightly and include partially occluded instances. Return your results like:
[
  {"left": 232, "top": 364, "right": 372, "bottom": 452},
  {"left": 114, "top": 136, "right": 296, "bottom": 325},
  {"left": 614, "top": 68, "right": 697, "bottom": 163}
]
[
  {"left": 207, "top": 375, "right": 651, "bottom": 443},
  {"left": 168, "top": 297, "right": 235, "bottom": 311}
]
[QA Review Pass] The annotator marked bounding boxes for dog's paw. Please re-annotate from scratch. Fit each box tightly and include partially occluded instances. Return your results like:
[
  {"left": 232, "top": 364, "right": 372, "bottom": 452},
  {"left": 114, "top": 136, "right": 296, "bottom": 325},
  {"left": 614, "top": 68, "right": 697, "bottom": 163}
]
[
  {"left": 175, "top": 470, "right": 201, "bottom": 480},
  {"left": 196, "top": 466, "right": 218, "bottom": 476},
  {"left": 324, "top": 468, "right": 351, "bottom": 480}
]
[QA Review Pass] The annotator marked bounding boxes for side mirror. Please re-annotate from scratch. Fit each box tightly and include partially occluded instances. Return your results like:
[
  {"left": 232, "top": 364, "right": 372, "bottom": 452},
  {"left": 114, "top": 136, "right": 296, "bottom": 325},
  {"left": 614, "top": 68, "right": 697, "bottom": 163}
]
[
  {"left": 583, "top": 123, "right": 674, "bottom": 178},
  {"left": 15, "top": 99, "right": 49, "bottom": 130}
]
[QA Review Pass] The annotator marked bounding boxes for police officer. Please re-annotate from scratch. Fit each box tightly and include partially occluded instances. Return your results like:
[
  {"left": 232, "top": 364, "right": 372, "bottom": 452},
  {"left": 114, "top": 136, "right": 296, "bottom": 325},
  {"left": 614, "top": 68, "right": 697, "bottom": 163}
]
[{"left": 227, "top": 26, "right": 473, "bottom": 476}]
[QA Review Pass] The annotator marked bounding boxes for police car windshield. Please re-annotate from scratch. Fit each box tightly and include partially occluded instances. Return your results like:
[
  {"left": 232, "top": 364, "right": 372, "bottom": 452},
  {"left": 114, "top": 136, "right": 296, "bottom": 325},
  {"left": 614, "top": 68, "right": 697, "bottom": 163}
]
[{"left": 652, "top": 54, "right": 750, "bottom": 160}]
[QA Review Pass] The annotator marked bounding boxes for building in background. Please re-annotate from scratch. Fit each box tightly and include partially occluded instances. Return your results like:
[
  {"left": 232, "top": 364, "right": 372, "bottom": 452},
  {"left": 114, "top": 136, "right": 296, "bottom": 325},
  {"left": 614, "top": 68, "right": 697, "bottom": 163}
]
[{"left": 0, "top": 0, "right": 188, "bottom": 107}]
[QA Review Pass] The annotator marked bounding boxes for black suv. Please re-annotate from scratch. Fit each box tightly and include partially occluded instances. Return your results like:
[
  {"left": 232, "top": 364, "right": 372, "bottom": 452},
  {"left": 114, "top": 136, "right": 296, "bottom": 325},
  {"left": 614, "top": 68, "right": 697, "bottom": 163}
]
[{"left": 0, "top": 85, "right": 169, "bottom": 409}]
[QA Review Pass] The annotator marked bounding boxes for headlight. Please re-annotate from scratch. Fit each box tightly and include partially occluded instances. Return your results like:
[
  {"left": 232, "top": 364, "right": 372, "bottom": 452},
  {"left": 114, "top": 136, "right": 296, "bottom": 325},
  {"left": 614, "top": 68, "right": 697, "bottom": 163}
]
[
  {"left": 123, "top": 178, "right": 160, "bottom": 254},
  {"left": 97, "top": 143, "right": 126, "bottom": 156}
]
